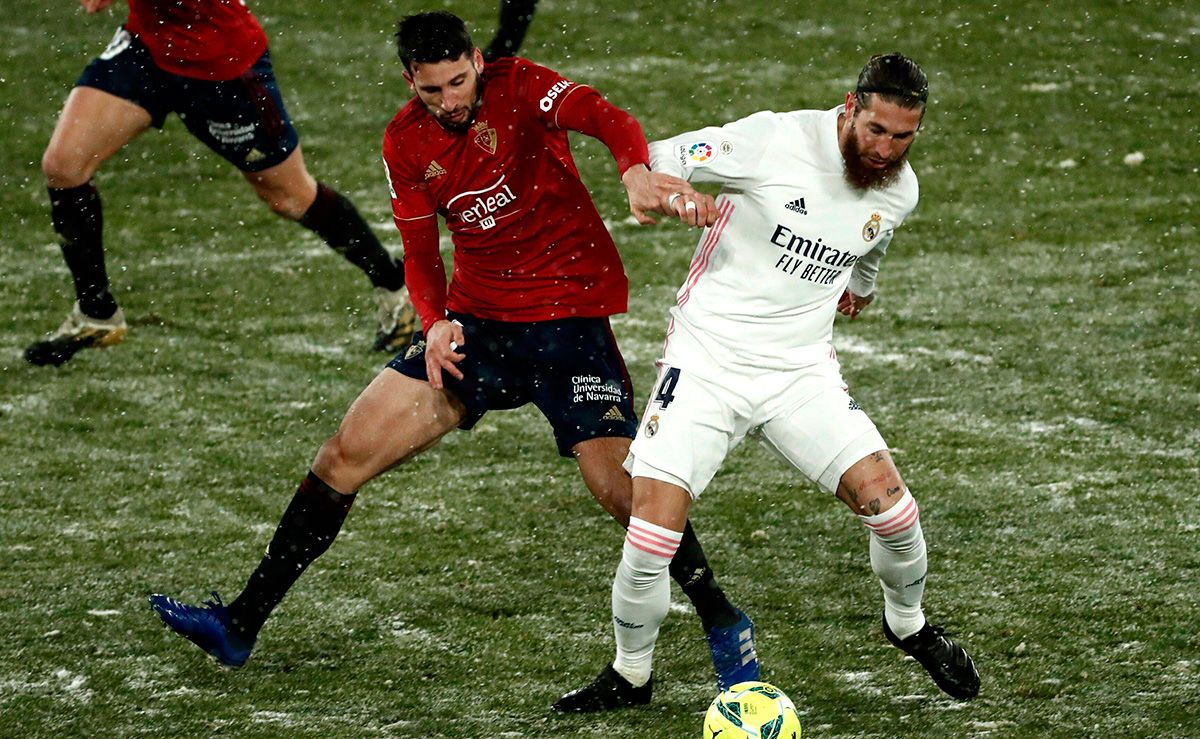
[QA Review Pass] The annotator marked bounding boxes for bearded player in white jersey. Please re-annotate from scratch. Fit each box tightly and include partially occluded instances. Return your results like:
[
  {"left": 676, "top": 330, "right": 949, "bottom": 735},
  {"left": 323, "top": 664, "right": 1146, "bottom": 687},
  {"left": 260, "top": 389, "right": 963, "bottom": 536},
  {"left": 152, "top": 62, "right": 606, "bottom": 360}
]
[{"left": 554, "top": 53, "right": 979, "bottom": 713}]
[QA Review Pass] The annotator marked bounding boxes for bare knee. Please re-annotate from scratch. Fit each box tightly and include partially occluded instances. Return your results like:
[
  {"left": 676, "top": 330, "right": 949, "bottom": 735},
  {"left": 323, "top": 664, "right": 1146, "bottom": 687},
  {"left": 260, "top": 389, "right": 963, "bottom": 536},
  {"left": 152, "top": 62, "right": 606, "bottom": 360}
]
[
  {"left": 246, "top": 164, "right": 317, "bottom": 221},
  {"left": 252, "top": 184, "right": 310, "bottom": 220},
  {"left": 836, "top": 449, "right": 907, "bottom": 516},
  {"left": 42, "top": 146, "right": 96, "bottom": 189},
  {"left": 311, "top": 430, "right": 374, "bottom": 492}
]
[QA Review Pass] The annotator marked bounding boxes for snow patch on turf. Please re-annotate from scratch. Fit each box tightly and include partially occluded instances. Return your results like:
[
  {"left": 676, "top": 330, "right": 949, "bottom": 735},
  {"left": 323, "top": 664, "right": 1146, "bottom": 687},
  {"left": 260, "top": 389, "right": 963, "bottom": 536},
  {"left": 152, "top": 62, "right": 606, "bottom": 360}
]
[
  {"left": 836, "top": 670, "right": 882, "bottom": 696},
  {"left": 0, "top": 670, "right": 93, "bottom": 705},
  {"left": 836, "top": 335, "right": 909, "bottom": 364},
  {"left": 277, "top": 335, "right": 348, "bottom": 359}
]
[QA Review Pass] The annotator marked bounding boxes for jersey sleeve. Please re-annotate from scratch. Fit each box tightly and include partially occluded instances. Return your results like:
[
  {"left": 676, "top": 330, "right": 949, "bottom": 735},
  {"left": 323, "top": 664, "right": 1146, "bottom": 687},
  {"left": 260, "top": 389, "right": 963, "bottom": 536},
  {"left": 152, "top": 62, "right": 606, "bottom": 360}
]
[
  {"left": 848, "top": 178, "right": 919, "bottom": 297},
  {"left": 396, "top": 219, "right": 448, "bottom": 330},
  {"left": 382, "top": 135, "right": 436, "bottom": 225},
  {"left": 382, "top": 130, "right": 445, "bottom": 327},
  {"left": 648, "top": 110, "right": 778, "bottom": 186},
  {"left": 847, "top": 232, "right": 891, "bottom": 297},
  {"left": 511, "top": 58, "right": 649, "bottom": 175}
]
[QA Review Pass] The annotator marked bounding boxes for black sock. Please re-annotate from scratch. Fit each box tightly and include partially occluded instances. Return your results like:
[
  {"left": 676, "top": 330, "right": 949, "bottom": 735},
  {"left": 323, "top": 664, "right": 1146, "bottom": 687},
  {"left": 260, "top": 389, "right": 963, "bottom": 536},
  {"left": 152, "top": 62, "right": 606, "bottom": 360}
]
[
  {"left": 227, "top": 471, "right": 356, "bottom": 642},
  {"left": 299, "top": 182, "right": 404, "bottom": 290},
  {"left": 483, "top": 0, "right": 539, "bottom": 62},
  {"left": 49, "top": 183, "right": 118, "bottom": 319},
  {"left": 669, "top": 520, "right": 740, "bottom": 631}
]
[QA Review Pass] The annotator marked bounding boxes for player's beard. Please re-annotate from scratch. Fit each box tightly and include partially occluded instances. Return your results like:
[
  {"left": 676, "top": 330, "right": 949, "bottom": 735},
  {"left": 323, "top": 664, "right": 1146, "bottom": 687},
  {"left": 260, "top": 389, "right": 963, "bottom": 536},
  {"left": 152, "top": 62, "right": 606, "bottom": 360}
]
[
  {"left": 841, "top": 123, "right": 909, "bottom": 191},
  {"left": 432, "top": 72, "right": 486, "bottom": 134}
]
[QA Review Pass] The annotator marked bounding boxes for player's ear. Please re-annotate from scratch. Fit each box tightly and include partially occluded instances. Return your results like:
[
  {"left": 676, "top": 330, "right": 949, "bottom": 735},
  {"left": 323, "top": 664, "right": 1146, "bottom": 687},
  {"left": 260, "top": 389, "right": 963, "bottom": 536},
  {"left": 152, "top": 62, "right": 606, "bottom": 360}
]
[
  {"left": 844, "top": 90, "right": 857, "bottom": 117},
  {"left": 472, "top": 47, "right": 485, "bottom": 73},
  {"left": 402, "top": 70, "right": 415, "bottom": 92}
]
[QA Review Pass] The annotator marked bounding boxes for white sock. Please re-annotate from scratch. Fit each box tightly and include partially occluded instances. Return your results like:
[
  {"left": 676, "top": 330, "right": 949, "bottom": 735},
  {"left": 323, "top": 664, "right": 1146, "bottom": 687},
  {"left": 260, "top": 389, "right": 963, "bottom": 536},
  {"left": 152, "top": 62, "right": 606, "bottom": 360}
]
[
  {"left": 859, "top": 489, "right": 927, "bottom": 639},
  {"left": 611, "top": 517, "right": 682, "bottom": 687}
]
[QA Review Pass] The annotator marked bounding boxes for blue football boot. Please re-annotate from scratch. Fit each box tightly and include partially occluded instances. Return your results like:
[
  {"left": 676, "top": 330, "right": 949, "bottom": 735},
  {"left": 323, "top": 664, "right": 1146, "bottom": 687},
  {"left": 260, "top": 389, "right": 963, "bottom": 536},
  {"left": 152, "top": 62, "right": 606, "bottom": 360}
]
[
  {"left": 149, "top": 591, "right": 253, "bottom": 668},
  {"left": 706, "top": 608, "right": 760, "bottom": 690}
]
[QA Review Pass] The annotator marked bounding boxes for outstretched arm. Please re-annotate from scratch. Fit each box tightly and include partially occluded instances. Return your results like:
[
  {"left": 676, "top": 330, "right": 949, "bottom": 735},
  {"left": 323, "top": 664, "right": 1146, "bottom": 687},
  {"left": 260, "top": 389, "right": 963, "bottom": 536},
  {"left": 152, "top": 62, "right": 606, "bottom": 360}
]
[
  {"left": 80, "top": 0, "right": 115, "bottom": 13},
  {"left": 556, "top": 90, "right": 715, "bottom": 228},
  {"left": 619, "top": 164, "right": 717, "bottom": 228}
]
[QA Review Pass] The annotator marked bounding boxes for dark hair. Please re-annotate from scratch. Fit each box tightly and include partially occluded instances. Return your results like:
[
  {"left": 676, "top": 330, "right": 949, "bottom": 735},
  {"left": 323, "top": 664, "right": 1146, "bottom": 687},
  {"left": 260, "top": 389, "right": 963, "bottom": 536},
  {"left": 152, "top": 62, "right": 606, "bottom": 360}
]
[
  {"left": 395, "top": 11, "right": 474, "bottom": 71},
  {"left": 854, "top": 53, "right": 928, "bottom": 110}
]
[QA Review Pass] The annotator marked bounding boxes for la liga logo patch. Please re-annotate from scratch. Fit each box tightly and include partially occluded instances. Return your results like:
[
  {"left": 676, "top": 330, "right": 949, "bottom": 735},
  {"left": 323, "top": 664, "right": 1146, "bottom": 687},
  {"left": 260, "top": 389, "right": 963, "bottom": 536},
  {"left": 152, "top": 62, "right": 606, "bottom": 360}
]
[{"left": 687, "top": 142, "right": 714, "bottom": 163}]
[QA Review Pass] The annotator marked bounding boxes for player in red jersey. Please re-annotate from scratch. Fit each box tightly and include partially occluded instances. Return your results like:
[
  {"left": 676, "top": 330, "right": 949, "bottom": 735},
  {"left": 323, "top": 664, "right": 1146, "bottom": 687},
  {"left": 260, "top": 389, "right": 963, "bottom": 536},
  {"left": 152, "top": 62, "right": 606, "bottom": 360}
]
[
  {"left": 150, "top": 11, "right": 760, "bottom": 702},
  {"left": 26, "top": 0, "right": 414, "bottom": 366}
]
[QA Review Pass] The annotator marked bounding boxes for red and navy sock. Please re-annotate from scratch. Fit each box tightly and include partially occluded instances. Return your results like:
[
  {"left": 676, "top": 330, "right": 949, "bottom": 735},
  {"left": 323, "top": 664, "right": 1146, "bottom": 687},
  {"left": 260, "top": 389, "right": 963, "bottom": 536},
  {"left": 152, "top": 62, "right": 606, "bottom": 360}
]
[
  {"left": 227, "top": 470, "right": 357, "bottom": 642},
  {"left": 670, "top": 520, "right": 740, "bottom": 631},
  {"left": 300, "top": 182, "right": 404, "bottom": 290}
]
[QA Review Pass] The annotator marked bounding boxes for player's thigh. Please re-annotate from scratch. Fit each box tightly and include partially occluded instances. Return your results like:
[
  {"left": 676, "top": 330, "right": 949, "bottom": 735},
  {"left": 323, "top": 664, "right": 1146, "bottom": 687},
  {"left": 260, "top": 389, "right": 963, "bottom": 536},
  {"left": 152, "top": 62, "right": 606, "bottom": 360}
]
[
  {"left": 176, "top": 49, "right": 300, "bottom": 176},
  {"left": 44, "top": 27, "right": 171, "bottom": 186},
  {"left": 44, "top": 87, "right": 151, "bottom": 187},
  {"left": 759, "top": 377, "right": 887, "bottom": 496},
  {"left": 313, "top": 368, "right": 466, "bottom": 491},
  {"left": 628, "top": 363, "right": 747, "bottom": 499},
  {"left": 572, "top": 435, "right": 633, "bottom": 523}
]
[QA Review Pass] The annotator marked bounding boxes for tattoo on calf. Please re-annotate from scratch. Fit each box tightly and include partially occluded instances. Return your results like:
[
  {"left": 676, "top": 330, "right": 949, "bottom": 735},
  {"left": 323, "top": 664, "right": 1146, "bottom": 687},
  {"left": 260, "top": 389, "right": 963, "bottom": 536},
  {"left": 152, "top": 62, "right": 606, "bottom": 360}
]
[
  {"left": 868, "top": 498, "right": 882, "bottom": 515},
  {"left": 886, "top": 485, "right": 902, "bottom": 497}
]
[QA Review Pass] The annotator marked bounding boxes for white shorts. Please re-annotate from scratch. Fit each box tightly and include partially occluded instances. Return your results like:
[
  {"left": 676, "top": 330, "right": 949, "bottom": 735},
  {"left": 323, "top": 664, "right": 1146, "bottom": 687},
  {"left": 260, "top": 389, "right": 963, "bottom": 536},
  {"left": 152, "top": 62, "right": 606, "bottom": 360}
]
[{"left": 627, "top": 327, "right": 886, "bottom": 498}]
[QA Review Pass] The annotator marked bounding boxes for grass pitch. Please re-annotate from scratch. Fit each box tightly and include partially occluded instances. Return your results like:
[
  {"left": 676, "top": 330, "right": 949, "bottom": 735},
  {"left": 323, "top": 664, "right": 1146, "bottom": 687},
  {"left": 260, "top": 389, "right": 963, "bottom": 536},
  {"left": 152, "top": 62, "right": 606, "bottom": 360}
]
[{"left": 1, "top": 1, "right": 1197, "bottom": 736}]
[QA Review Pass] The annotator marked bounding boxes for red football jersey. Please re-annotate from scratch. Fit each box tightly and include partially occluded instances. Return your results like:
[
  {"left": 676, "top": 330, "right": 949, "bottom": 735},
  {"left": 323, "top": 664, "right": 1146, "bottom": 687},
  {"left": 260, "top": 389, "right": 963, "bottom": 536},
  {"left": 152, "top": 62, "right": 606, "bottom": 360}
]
[
  {"left": 126, "top": 0, "right": 267, "bottom": 81},
  {"left": 383, "top": 57, "right": 629, "bottom": 324}
]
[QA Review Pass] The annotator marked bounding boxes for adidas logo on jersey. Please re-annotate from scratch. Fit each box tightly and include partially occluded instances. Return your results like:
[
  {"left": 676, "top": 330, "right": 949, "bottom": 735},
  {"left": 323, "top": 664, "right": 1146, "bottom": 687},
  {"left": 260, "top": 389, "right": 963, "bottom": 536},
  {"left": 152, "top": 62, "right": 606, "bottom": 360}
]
[
  {"left": 425, "top": 160, "right": 447, "bottom": 180},
  {"left": 785, "top": 197, "right": 807, "bottom": 214},
  {"left": 602, "top": 406, "right": 625, "bottom": 422}
]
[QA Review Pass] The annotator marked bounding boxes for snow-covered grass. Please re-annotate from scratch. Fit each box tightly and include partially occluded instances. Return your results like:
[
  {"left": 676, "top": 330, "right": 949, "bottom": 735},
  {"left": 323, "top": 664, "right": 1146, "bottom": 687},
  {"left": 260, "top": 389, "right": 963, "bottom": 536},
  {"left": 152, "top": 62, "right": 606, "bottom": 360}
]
[{"left": 1, "top": 0, "right": 1197, "bottom": 736}]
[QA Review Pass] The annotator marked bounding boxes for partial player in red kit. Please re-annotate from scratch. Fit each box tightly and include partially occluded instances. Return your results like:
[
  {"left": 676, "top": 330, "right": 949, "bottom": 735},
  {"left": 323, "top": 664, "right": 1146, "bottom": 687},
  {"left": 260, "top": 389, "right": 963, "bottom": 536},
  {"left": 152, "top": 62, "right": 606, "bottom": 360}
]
[
  {"left": 27, "top": 0, "right": 413, "bottom": 366},
  {"left": 149, "top": 11, "right": 762, "bottom": 702}
]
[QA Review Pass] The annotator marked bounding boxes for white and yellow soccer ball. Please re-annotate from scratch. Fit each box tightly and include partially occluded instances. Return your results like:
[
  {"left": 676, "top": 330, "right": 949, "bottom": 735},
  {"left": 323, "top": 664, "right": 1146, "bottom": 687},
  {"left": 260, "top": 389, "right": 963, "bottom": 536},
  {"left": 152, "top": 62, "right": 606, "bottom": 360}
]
[{"left": 703, "top": 681, "right": 802, "bottom": 739}]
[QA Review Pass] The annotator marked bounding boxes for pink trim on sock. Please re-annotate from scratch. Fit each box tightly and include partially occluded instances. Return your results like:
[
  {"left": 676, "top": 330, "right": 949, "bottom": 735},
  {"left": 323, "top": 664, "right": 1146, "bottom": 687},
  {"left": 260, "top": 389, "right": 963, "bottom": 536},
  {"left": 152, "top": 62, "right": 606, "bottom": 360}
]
[
  {"left": 626, "top": 521, "right": 682, "bottom": 559},
  {"left": 864, "top": 495, "right": 920, "bottom": 537}
]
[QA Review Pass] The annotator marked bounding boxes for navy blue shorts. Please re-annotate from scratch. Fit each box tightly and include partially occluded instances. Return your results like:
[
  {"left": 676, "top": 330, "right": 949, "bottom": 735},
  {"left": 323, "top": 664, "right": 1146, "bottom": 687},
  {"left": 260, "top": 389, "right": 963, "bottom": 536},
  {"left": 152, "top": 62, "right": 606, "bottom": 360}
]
[
  {"left": 387, "top": 314, "right": 639, "bottom": 457},
  {"left": 76, "top": 27, "right": 299, "bottom": 172}
]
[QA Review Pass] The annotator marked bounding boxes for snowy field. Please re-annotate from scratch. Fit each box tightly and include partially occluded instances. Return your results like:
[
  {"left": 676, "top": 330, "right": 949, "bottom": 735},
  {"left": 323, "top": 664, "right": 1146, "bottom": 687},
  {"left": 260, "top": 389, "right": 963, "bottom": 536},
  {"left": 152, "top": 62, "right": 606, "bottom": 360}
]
[{"left": 1, "top": 0, "right": 1197, "bottom": 736}]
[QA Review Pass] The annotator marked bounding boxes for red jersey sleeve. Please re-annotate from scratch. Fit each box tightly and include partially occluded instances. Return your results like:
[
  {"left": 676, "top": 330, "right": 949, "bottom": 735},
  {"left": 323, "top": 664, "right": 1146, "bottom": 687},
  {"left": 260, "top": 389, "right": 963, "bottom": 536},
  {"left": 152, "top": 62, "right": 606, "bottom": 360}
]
[
  {"left": 509, "top": 59, "right": 649, "bottom": 176},
  {"left": 396, "top": 220, "right": 447, "bottom": 331},
  {"left": 383, "top": 128, "right": 446, "bottom": 329},
  {"left": 555, "top": 90, "right": 650, "bottom": 177}
]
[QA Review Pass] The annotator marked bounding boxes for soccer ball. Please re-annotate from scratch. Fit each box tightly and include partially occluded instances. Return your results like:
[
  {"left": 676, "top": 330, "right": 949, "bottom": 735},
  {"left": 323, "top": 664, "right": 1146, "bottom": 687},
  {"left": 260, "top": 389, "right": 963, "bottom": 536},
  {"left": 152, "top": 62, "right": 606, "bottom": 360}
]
[{"left": 703, "top": 681, "right": 802, "bottom": 739}]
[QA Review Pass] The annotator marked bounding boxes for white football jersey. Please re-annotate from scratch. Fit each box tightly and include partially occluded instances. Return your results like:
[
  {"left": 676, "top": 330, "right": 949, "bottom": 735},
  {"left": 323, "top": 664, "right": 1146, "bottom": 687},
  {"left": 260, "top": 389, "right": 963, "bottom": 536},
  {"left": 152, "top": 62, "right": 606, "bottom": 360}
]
[{"left": 648, "top": 106, "right": 918, "bottom": 371}]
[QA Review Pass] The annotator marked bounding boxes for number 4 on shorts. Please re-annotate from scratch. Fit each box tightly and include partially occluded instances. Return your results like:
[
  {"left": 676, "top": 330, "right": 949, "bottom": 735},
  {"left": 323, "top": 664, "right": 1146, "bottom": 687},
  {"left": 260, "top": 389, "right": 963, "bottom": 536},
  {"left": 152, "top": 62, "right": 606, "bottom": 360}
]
[{"left": 654, "top": 367, "right": 681, "bottom": 409}]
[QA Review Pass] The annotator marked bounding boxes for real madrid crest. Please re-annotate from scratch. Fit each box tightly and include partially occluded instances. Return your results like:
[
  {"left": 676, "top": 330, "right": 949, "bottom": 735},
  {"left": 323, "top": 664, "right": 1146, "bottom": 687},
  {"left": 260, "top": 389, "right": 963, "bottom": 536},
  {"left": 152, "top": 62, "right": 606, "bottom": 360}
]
[
  {"left": 471, "top": 121, "right": 497, "bottom": 155},
  {"left": 645, "top": 414, "right": 660, "bottom": 438},
  {"left": 862, "top": 212, "right": 882, "bottom": 242}
]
